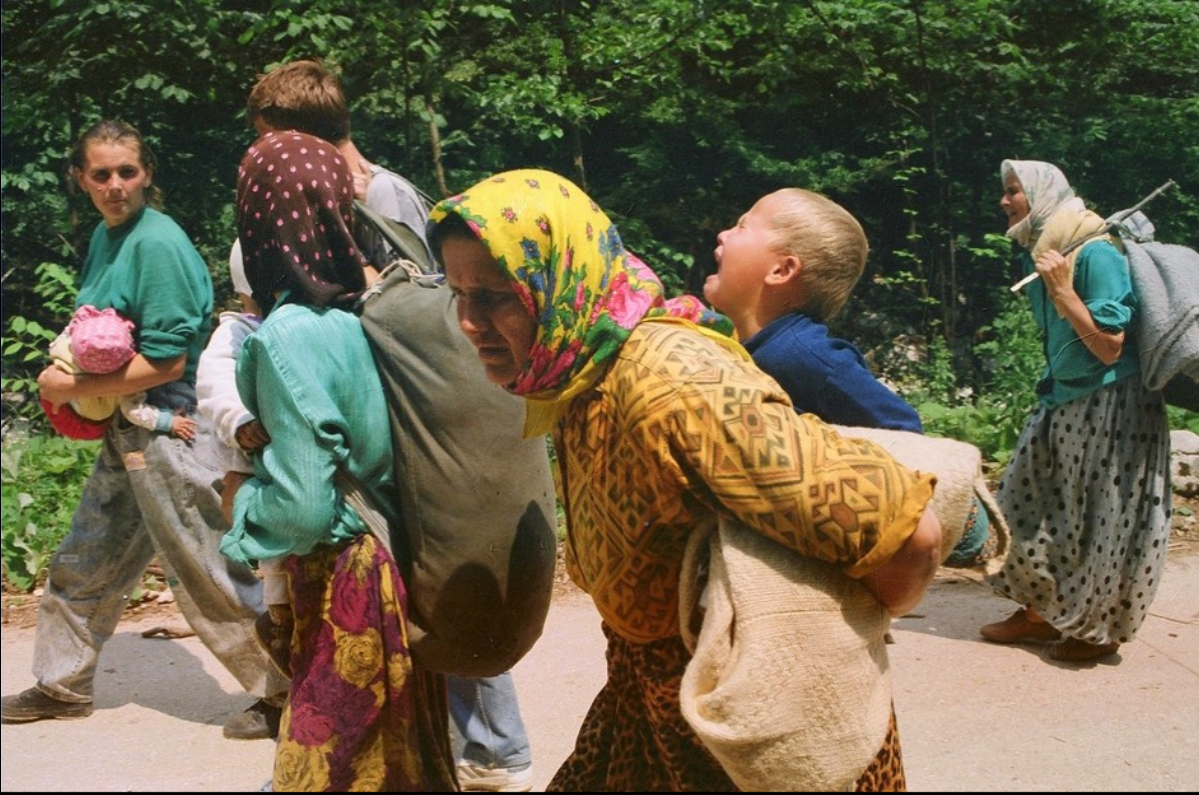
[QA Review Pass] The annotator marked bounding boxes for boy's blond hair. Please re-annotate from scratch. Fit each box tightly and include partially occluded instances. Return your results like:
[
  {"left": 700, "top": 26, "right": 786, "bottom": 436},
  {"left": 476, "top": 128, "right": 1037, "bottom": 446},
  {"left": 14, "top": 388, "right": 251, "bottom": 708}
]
[
  {"left": 770, "top": 188, "right": 868, "bottom": 322},
  {"left": 245, "top": 59, "right": 350, "bottom": 144}
]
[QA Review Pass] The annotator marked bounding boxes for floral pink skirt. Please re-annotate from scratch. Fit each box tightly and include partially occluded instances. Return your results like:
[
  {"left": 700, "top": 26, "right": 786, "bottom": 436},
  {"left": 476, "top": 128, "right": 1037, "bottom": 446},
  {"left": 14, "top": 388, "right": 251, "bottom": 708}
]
[{"left": 272, "top": 533, "right": 456, "bottom": 792}]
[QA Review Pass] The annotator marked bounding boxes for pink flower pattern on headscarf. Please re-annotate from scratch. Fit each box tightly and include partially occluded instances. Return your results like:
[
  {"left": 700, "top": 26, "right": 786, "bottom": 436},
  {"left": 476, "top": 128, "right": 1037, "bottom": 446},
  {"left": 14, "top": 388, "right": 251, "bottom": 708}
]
[{"left": 429, "top": 169, "right": 733, "bottom": 415}]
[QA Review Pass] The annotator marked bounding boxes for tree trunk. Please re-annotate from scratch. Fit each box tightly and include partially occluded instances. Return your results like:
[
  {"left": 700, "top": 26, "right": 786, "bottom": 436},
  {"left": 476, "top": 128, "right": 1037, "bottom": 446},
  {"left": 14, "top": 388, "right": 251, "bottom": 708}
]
[
  {"left": 570, "top": 120, "right": 587, "bottom": 193},
  {"left": 426, "top": 92, "right": 448, "bottom": 198}
]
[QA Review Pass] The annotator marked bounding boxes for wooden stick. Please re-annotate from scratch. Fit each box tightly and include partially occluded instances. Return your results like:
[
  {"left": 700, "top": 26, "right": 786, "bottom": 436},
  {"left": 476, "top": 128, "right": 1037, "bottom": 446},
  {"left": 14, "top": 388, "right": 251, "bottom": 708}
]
[{"left": 1009, "top": 179, "right": 1177, "bottom": 293}]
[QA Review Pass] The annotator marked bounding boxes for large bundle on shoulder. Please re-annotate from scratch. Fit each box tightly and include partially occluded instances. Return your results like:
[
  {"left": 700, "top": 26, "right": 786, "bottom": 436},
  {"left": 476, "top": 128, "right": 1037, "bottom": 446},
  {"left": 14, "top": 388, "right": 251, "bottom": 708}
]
[
  {"left": 1010, "top": 181, "right": 1199, "bottom": 412},
  {"left": 354, "top": 202, "right": 558, "bottom": 678},
  {"left": 1110, "top": 210, "right": 1199, "bottom": 412},
  {"left": 830, "top": 425, "right": 1010, "bottom": 571}
]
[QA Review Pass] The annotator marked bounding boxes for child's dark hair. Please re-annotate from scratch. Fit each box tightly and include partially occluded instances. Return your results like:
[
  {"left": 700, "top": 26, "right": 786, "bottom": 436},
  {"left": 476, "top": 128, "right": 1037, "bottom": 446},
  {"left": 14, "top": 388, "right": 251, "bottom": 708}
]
[{"left": 246, "top": 59, "right": 351, "bottom": 144}]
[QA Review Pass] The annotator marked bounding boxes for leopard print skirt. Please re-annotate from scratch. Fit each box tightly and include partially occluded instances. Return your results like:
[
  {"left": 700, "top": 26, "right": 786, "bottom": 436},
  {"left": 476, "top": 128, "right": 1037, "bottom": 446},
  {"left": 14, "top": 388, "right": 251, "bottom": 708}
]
[
  {"left": 855, "top": 710, "right": 906, "bottom": 792},
  {"left": 547, "top": 623, "right": 906, "bottom": 792}
]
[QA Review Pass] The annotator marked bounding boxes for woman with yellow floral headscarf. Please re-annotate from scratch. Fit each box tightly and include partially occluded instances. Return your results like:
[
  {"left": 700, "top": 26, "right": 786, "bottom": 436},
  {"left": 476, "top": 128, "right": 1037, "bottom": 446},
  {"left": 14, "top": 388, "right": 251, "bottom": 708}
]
[
  {"left": 222, "top": 131, "right": 456, "bottom": 792},
  {"left": 430, "top": 169, "right": 942, "bottom": 791}
]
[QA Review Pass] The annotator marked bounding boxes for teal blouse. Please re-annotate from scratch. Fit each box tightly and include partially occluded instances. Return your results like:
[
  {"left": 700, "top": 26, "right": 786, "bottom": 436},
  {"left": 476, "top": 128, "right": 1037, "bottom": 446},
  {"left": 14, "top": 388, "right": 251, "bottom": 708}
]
[
  {"left": 220, "top": 302, "right": 398, "bottom": 565},
  {"left": 1021, "top": 239, "right": 1141, "bottom": 408},
  {"left": 75, "top": 207, "right": 213, "bottom": 384}
]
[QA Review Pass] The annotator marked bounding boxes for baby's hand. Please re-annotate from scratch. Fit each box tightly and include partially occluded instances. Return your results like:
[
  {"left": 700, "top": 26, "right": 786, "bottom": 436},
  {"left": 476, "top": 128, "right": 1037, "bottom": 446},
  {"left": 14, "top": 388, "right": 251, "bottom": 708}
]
[
  {"left": 236, "top": 419, "right": 271, "bottom": 451},
  {"left": 171, "top": 414, "right": 198, "bottom": 442}
]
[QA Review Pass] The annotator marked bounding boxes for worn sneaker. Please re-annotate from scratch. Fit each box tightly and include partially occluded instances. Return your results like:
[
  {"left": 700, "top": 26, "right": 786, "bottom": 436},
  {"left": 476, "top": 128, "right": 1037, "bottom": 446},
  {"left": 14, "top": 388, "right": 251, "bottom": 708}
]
[
  {"left": 223, "top": 699, "right": 282, "bottom": 740},
  {"left": 1, "top": 687, "right": 94, "bottom": 723},
  {"left": 253, "top": 611, "right": 293, "bottom": 680},
  {"left": 456, "top": 761, "right": 534, "bottom": 792}
]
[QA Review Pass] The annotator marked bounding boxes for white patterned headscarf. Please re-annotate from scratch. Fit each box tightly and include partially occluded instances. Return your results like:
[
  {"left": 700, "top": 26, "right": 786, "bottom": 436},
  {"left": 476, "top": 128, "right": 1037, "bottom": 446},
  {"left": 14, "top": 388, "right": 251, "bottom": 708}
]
[{"left": 1002, "top": 160, "right": 1086, "bottom": 250}]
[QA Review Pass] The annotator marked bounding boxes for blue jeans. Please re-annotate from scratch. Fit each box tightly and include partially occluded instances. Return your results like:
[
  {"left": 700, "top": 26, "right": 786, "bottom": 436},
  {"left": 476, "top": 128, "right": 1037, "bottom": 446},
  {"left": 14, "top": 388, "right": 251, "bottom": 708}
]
[
  {"left": 448, "top": 673, "right": 532, "bottom": 769},
  {"left": 31, "top": 383, "right": 289, "bottom": 705}
]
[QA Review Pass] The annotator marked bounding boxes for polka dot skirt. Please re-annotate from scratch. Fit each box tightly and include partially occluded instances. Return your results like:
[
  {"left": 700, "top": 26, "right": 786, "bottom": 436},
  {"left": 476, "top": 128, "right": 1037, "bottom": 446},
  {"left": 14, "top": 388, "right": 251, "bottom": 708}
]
[{"left": 987, "top": 377, "right": 1172, "bottom": 645}]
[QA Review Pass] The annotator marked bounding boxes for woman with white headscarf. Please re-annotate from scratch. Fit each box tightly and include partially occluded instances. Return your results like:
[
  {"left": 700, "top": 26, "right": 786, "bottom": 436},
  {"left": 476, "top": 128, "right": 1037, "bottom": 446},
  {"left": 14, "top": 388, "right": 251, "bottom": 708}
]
[{"left": 979, "top": 160, "right": 1171, "bottom": 662}]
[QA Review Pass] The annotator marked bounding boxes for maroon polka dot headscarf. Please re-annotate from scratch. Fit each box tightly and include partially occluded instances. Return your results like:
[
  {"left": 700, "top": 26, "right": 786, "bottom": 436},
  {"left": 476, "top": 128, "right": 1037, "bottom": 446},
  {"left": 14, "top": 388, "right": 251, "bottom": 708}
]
[{"left": 235, "top": 130, "right": 366, "bottom": 315}]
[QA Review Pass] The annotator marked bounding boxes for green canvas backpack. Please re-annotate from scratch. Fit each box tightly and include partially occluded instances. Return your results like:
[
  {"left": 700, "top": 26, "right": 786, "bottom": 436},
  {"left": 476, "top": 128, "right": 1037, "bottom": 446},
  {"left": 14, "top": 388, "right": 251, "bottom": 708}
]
[{"left": 354, "top": 201, "right": 559, "bottom": 677}]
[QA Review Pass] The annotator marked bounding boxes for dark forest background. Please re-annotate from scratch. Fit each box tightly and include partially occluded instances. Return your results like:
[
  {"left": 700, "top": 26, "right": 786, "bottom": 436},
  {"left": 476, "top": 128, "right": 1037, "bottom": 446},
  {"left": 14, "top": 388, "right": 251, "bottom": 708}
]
[{"left": 4, "top": 0, "right": 1197, "bottom": 441}]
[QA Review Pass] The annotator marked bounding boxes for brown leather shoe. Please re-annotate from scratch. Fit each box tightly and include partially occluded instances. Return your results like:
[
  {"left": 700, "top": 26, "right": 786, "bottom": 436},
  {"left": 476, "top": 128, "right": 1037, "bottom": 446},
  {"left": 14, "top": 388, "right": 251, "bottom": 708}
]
[
  {"left": 979, "top": 608, "right": 1062, "bottom": 644},
  {"left": 1046, "top": 637, "right": 1121, "bottom": 662}
]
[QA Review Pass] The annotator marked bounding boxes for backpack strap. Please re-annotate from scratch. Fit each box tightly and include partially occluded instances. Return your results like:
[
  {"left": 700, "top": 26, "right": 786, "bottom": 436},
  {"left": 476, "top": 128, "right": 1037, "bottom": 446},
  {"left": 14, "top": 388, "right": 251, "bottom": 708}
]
[{"left": 353, "top": 199, "right": 438, "bottom": 276}]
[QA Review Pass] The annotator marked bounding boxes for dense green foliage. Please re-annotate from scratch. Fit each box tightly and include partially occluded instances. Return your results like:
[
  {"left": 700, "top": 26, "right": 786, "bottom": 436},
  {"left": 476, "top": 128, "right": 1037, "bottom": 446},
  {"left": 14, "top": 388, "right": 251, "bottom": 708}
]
[
  {"left": 1, "top": 435, "right": 100, "bottom": 591},
  {"left": 5, "top": 0, "right": 1197, "bottom": 400},
  {"left": 2, "top": 1, "right": 1197, "bottom": 587}
]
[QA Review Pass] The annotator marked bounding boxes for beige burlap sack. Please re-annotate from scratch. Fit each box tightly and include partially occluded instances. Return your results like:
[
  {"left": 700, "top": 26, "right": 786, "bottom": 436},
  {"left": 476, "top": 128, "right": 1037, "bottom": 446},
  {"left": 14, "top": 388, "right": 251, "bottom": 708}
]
[
  {"left": 831, "top": 426, "right": 1009, "bottom": 572},
  {"left": 678, "top": 517, "right": 892, "bottom": 792}
]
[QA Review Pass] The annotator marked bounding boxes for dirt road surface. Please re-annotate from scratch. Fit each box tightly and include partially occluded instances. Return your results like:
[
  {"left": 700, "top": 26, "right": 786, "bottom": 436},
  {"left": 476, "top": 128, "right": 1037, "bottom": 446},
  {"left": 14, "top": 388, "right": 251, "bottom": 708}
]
[{"left": 3, "top": 546, "right": 1197, "bottom": 792}]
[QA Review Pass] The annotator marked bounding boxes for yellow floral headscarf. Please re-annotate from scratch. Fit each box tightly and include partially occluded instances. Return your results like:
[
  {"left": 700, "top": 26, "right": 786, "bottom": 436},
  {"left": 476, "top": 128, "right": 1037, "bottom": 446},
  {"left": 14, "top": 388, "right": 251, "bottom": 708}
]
[{"left": 429, "top": 168, "right": 742, "bottom": 436}]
